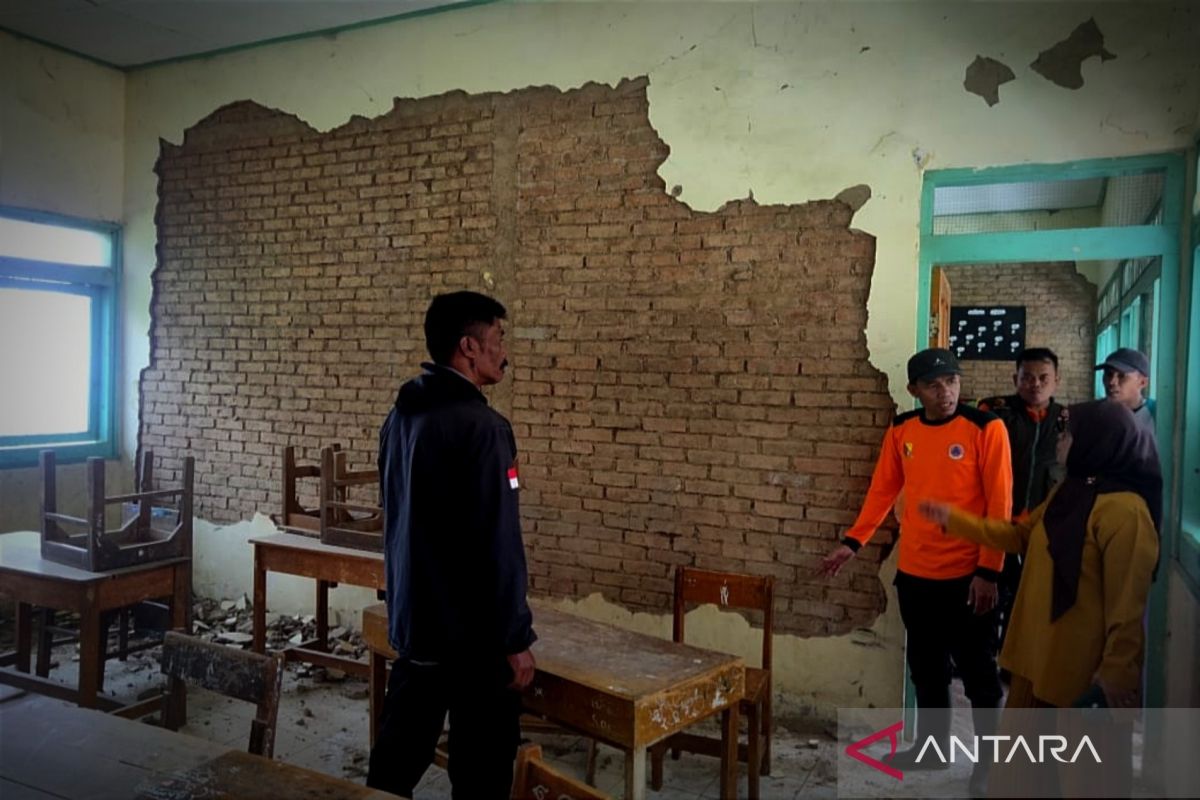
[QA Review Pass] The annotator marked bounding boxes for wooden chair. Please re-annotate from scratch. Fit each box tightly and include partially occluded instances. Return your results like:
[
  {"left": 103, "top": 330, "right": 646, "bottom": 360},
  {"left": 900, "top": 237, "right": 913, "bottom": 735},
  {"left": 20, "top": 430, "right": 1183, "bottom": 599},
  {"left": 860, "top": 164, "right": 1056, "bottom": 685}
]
[
  {"left": 160, "top": 631, "right": 284, "bottom": 758},
  {"left": 649, "top": 566, "right": 774, "bottom": 800},
  {"left": 512, "top": 744, "right": 611, "bottom": 800},
  {"left": 36, "top": 450, "right": 192, "bottom": 689},
  {"left": 318, "top": 446, "right": 383, "bottom": 552},
  {"left": 40, "top": 449, "right": 194, "bottom": 571},
  {"left": 271, "top": 444, "right": 335, "bottom": 536}
]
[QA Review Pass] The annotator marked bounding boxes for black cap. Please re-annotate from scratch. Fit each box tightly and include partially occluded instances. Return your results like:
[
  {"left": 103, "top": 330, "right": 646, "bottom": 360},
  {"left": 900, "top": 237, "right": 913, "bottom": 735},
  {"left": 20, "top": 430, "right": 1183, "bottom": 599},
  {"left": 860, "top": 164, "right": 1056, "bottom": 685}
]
[
  {"left": 907, "top": 348, "right": 962, "bottom": 384},
  {"left": 1095, "top": 348, "right": 1150, "bottom": 377}
]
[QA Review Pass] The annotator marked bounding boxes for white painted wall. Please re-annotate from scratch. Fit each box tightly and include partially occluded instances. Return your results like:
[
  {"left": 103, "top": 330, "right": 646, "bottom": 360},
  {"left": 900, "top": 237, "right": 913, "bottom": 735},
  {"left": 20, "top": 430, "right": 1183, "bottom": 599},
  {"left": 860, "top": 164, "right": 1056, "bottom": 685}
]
[
  {"left": 0, "top": 32, "right": 130, "bottom": 534},
  {"left": 115, "top": 0, "right": 1200, "bottom": 712},
  {"left": 192, "top": 514, "right": 379, "bottom": 629},
  {"left": 4, "top": 3, "right": 1200, "bottom": 713},
  {"left": 0, "top": 32, "right": 126, "bottom": 221}
]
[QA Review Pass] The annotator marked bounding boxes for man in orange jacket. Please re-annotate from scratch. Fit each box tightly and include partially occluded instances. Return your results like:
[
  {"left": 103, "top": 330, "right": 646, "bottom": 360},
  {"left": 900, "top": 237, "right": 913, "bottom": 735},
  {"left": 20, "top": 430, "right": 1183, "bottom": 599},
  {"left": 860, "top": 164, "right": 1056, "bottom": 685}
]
[{"left": 820, "top": 348, "right": 1012, "bottom": 795}]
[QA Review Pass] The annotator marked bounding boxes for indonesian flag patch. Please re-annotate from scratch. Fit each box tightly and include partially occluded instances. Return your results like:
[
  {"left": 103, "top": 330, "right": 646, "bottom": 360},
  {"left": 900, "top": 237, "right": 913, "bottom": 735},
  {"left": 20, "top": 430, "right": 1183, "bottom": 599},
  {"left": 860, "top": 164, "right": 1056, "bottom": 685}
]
[{"left": 507, "top": 463, "right": 519, "bottom": 489}]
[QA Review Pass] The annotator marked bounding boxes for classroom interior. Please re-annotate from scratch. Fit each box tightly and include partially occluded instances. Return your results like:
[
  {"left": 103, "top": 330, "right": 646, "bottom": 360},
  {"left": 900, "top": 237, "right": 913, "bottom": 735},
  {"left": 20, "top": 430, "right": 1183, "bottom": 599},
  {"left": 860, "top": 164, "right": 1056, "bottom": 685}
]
[{"left": 1, "top": 2, "right": 1199, "bottom": 799}]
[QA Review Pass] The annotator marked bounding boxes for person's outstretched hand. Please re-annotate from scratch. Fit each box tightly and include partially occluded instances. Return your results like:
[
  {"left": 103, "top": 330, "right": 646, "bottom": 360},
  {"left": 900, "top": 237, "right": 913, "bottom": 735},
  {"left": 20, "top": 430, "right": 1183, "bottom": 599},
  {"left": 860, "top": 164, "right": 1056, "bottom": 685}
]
[
  {"left": 819, "top": 544, "right": 856, "bottom": 578},
  {"left": 507, "top": 649, "right": 536, "bottom": 690},
  {"left": 918, "top": 500, "right": 951, "bottom": 527},
  {"left": 967, "top": 576, "right": 998, "bottom": 615}
]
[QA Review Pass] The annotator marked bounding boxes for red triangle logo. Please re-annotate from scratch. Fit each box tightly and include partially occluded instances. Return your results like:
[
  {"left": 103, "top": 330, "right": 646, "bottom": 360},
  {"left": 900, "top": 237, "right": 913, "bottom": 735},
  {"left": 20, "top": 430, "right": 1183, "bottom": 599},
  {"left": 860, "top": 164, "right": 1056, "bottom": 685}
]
[{"left": 845, "top": 720, "right": 904, "bottom": 781}]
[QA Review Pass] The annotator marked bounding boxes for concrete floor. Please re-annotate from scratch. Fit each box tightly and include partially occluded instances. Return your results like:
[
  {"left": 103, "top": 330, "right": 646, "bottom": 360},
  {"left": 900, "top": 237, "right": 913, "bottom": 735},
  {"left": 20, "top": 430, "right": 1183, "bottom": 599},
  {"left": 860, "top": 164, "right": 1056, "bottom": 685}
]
[
  {"left": 6, "top": 632, "right": 1078, "bottom": 800},
  {"left": 6, "top": 636, "right": 875, "bottom": 799}
]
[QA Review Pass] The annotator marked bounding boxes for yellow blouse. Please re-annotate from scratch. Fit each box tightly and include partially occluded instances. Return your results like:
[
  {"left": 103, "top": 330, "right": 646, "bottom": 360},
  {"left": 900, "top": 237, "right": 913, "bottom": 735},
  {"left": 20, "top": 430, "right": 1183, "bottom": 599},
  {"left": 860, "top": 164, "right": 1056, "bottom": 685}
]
[{"left": 946, "top": 489, "right": 1158, "bottom": 708}]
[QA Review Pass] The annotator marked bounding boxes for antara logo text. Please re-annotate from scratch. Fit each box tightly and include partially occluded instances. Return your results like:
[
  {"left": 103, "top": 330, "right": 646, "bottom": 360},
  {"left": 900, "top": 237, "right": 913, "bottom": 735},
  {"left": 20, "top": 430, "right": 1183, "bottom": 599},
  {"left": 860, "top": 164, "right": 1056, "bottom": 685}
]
[{"left": 845, "top": 722, "right": 1102, "bottom": 781}]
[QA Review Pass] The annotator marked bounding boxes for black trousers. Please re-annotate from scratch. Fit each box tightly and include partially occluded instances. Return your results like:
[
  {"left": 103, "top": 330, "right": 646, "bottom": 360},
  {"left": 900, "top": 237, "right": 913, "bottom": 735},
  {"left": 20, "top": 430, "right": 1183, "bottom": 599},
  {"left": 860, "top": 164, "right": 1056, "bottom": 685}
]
[
  {"left": 895, "top": 571, "right": 1003, "bottom": 722},
  {"left": 997, "top": 554, "right": 1023, "bottom": 652},
  {"left": 366, "top": 656, "right": 522, "bottom": 799}
]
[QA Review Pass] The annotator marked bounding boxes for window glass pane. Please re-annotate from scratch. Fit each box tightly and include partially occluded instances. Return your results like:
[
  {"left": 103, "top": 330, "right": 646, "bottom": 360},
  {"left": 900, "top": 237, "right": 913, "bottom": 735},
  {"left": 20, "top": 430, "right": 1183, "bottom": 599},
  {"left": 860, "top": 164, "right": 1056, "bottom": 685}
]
[
  {"left": 932, "top": 170, "right": 1165, "bottom": 234},
  {"left": 0, "top": 216, "right": 112, "bottom": 267},
  {"left": 1095, "top": 325, "right": 1117, "bottom": 398},
  {"left": 0, "top": 288, "right": 91, "bottom": 436}
]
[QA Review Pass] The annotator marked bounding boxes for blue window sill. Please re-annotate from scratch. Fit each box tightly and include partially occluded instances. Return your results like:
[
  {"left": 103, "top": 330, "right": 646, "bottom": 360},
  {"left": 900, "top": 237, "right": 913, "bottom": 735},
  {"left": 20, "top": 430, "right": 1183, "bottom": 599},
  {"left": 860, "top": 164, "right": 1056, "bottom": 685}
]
[{"left": 0, "top": 439, "right": 117, "bottom": 469}]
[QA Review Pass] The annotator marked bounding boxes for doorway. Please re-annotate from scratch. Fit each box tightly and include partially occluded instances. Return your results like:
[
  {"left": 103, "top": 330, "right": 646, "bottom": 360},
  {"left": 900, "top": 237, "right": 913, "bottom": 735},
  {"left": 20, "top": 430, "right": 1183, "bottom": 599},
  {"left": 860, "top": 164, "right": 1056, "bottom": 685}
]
[{"left": 915, "top": 153, "right": 1188, "bottom": 731}]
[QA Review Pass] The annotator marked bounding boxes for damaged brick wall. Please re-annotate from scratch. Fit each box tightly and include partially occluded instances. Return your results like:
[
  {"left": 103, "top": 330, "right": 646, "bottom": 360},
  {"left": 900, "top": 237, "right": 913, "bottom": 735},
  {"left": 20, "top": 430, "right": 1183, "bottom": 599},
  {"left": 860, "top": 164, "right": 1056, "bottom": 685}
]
[
  {"left": 143, "top": 78, "right": 896, "bottom": 636},
  {"left": 944, "top": 262, "right": 1097, "bottom": 406}
]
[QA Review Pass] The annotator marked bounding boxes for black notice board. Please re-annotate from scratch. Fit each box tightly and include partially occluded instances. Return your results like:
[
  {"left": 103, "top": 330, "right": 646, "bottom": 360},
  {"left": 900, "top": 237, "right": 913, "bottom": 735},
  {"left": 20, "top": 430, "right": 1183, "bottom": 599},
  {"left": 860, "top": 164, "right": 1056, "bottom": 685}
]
[{"left": 948, "top": 306, "right": 1026, "bottom": 361}]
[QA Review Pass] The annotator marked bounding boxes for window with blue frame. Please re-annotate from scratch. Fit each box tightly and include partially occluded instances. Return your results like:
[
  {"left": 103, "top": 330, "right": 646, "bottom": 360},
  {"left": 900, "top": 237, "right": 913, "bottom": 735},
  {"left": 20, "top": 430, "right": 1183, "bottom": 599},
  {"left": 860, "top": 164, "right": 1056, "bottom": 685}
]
[
  {"left": 1094, "top": 251, "right": 1161, "bottom": 402},
  {"left": 0, "top": 207, "right": 118, "bottom": 467}
]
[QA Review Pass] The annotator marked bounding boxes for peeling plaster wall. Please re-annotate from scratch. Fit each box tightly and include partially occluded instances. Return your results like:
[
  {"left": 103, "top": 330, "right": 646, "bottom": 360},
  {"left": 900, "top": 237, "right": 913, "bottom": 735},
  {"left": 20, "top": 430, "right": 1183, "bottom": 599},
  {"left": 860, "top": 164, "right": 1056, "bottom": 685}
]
[
  {"left": 112, "top": 2, "right": 1199, "bottom": 712},
  {"left": 0, "top": 32, "right": 132, "bottom": 534},
  {"left": 0, "top": 3, "right": 1192, "bottom": 712},
  {"left": 0, "top": 31, "right": 125, "bottom": 221},
  {"left": 113, "top": 1, "right": 1200, "bottom": 713}
]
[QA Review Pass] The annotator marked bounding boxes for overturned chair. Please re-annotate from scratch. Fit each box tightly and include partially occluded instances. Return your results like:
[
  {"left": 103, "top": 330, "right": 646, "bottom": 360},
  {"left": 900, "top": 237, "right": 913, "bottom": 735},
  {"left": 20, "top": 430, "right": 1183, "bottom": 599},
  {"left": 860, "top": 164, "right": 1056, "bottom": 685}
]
[
  {"left": 318, "top": 445, "right": 383, "bottom": 552},
  {"left": 40, "top": 449, "right": 194, "bottom": 572},
  {"left": 271, "top": 443, "right": 382, "bottom": 552},
  {"left": 34, "top": 450, "right": 195, "bottom": 691},
  {"left": 271, "top": 444, "right": 329, "bottom": 537}
]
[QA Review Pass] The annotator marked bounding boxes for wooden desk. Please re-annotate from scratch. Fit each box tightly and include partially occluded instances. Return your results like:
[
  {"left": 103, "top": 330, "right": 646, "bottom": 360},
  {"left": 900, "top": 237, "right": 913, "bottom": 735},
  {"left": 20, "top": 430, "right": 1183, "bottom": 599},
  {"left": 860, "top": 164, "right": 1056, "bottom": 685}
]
[
  {"left": 0, "top": 531, "right": 190, "bottom": 715},
  {"left": 362, "top": 603, "right": 745, "bottom": 800},
  {"left": 250, "top": 532, "right": 384, "bottom": 677},
  {"left": 0, "top": 693, "right": 398, "bottom": 799}
]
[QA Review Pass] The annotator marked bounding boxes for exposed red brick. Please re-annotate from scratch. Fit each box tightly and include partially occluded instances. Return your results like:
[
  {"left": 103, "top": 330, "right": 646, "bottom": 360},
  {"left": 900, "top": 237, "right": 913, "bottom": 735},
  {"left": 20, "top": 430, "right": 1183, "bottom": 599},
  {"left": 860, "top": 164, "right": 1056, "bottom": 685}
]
[{"left": 142, "top": 77, "right": 896, "bottom": 637}]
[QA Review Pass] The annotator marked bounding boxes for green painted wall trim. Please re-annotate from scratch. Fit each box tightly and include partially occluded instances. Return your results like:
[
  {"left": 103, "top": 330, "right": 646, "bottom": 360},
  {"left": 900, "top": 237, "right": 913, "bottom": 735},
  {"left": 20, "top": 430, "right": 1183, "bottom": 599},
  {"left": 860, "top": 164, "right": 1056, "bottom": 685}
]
[
  {"left": 921, "top": 225, "right": 1177, "bottom": 266},
  {"left": 2, "top": 0, "right": 500, "bottom": 73},
  {"left": 917, "top": 151, "right": 1188, "bottom": 714},
  {"left": 0, "top": 25, "right": 124, "bottom": 71}
]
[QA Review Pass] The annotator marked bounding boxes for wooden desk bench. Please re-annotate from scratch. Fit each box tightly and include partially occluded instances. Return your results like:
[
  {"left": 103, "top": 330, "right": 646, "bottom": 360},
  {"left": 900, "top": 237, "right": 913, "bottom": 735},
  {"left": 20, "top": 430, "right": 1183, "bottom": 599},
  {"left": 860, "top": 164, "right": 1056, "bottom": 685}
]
[
  {"left": 0, "top": 693, "right": 400, "bottom": 799},
  {"left": 362, "top": 602, "right": 745, "bottom": 800},
  {"left": 250, "top": 532, "right": 384, "bottom": 676},
  {"left": 0, "top": 530, "right": 190, "bottom": 717}
]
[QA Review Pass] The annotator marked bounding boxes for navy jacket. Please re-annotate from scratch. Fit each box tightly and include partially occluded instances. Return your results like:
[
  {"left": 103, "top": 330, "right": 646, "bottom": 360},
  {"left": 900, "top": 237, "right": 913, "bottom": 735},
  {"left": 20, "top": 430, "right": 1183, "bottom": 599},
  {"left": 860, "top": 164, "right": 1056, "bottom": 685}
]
[{"left": 378, "top": 363, "right": 536, "bottom": 662}]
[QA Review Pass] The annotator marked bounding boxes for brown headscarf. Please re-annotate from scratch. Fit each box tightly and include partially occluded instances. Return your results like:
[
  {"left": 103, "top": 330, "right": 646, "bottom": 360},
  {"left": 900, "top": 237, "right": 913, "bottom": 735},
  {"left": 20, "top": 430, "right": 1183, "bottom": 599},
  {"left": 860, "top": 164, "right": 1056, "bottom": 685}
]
[{"left": 1043, "top": 399, "right": 1161, "bottom": 621}]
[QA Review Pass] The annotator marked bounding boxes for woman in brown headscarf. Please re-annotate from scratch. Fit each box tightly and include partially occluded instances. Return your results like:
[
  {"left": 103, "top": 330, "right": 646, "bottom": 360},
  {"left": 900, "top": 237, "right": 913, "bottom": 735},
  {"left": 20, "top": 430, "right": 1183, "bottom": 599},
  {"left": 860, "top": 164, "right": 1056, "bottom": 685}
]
[{"left": 920, "top": 399, "right": 1160, "bottom": 797}]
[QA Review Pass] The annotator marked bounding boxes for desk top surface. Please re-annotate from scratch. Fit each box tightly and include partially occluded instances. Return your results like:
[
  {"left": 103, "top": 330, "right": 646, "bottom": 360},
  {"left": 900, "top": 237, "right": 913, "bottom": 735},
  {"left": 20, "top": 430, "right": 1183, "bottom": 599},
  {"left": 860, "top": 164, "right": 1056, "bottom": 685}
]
[
  {"left": 0, "top": 530, "right": 188, "bottom": 583},
  {"left": 363, "top": 602, "right": 742, "bottom": 701},
  {"left": 530, "top": 605, "right": 742, "bottom": 700},
  {"left": 0, "top": 693, "right": 397, "bottom": 800},
  {"left": 250, "top": 531, "right": 384, "bottom": 561}
]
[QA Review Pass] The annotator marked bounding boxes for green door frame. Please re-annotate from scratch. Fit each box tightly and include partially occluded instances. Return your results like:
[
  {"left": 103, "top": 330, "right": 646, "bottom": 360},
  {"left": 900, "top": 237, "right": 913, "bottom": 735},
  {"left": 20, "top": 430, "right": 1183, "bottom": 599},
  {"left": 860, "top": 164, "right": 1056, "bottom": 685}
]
[{"left": 916, "top": 152, "right": 1188, "bottom": 717}]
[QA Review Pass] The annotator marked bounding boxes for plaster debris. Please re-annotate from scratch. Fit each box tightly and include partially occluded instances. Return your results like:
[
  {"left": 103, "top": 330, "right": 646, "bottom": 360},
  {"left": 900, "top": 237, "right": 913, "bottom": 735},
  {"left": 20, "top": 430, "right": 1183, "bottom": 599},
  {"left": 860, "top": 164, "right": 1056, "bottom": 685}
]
[
  {"left": 1031, "top": 17, "right": 1116, "bottom": 90},
  {"left": 191, "top": 595, "right": 369, "bottom": 677},
  {"left": 963, "top": 55, "right": 1016, "bottom": 107},
  {"left": 834, "top": 184, "right": 872, "bottom": 214}
]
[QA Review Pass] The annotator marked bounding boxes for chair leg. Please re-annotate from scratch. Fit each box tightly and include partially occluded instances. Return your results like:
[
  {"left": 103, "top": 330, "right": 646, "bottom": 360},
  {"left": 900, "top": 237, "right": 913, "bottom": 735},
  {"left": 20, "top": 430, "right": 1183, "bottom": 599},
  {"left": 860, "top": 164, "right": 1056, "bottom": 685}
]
[
  {"left": 96, "top": 614, "right": 112, "bottom": 693},
  {"left": 650, "top": 741, "right": 665, "bottom": 791},
  {"left": 585, "top": 739, "right": 599, "bottom": 786},
  {"left": 761, "top": 700, "right": 771, "bottom": 776},
  {"left": 36, "top": 608, "right": 53, "bottom": 677},
  {"left": 118, "top": 609, "right": 130, "bottom": 660},
  {"left": 747, "top": 704, "right": 761, "bottom": 800}
]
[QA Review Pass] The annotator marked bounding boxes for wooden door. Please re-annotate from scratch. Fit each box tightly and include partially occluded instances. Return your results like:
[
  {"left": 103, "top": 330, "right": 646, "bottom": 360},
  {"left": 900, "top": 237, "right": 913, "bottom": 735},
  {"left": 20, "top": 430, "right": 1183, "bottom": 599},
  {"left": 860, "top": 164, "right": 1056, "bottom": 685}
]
[{"left": 930, "top": 267, "right": 951, "bottom": 348}]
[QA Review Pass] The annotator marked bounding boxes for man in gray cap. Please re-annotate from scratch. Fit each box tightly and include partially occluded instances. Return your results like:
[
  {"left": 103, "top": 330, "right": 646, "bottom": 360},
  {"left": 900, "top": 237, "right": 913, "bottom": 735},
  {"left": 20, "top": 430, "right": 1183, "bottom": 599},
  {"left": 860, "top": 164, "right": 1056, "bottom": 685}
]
[{"left": 1096, "top": 347, "right": 1156, "bottom": 438}]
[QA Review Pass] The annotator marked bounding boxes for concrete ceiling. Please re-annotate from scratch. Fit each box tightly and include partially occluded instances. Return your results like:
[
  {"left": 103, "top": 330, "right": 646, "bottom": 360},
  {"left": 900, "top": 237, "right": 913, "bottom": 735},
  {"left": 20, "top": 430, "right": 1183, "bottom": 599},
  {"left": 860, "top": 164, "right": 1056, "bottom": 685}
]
[{"left": 0, "top": 0, "right": 475, "bottom": 69}]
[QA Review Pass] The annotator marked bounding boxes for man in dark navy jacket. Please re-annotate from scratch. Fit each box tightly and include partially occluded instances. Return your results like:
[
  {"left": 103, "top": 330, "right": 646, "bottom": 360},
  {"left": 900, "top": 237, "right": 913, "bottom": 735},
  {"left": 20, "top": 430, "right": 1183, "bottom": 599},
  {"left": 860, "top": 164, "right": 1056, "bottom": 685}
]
[{"left": 367, "top": 291, "right": 536, "bottom": 799}]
